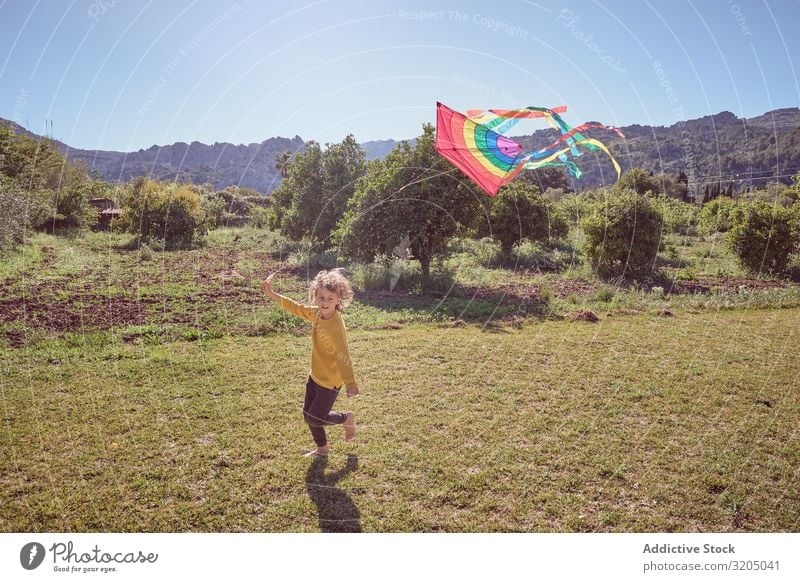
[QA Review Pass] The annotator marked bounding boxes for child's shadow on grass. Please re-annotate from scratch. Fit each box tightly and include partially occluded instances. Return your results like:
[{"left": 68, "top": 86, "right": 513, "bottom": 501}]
[{"left": 305, "top": 454, "right": 361, "bottom": 533}]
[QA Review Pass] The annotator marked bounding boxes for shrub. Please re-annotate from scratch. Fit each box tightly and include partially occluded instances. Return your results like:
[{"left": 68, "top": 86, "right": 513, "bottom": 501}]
[
  {"left": 479, "top": 181, "right": 568, "bottom": 253},
  {"left": 726, "top": 200, "right": 798, "bottom": 274},
  {"left": 249, "top": 206, "right": 271, "bottom": 229},
  {"left": 556, "top": 193, "right": 594, "bottom": 227},
  {"left": 593, "top": 286, "right": 616, "bottom": 302},
  {"left": 42, "top": 185, "right": 99, "bottom": 231},
  {"left": 582, "top": 189, "right": 664, "bottom": 278},
  {"left": 0, "top": 175, "right": 49, "bottom": 253},
  {"left": 118, "top": 178, "right": 208, "bottom": 250},
  {"left": 655, "top": 196, "right": 699, "bottom": 235},
  {"left": 614, "top": 168, "right": 661, "bottom": 196},
  {"left": 699, "top": 197, "right": 740, "bottom": 234},
  {"left": 510, "top": 240, "right": 571, "bottom": 271},
  {"left": 202, "top": 186, "right": 260, "bottom": 228}
]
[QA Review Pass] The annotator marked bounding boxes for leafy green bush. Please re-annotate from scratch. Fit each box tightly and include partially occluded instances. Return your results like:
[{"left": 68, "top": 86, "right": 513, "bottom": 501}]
[
  {"left": 118, "top": 178, "right": 208, "bottom": 250},
  {"left": 699, "top": 197, "right": 741, "bottom": 234},
  {"left": 582, "top": 189, "right": 664, "bottom": 278},
  {"left": 592, "top": 286, "right": 616, "bottom": 302},
  {"left": 510, "top": 240, "right": 572, "bottom": 271},
  {"left": 556, "top": 192, "right": 595, "bottom": 227},
  {"left": 287, "top": 246, "right": 341, "bottom": 270},
  {"left": 249, "top": 206, "right": 271, "bottom": 229},
  {"left": 726, "top": 200, "right": 798, "bottom": 274},
  {"left": 614, "top": 168, "right": 661, "bottom": 196},
  {"left": 202, "top": 186, "right": 262, "bottom": 228},
  {"left": 0, "top": 125, "right": 101, "bottom": 238},
  {"left": 0, "top": 175, "right": 48, "bottom": 253},
  {"left": 655, "top": 196, "right": 699, "bottom": 235},
  {"left": 478, "top": 181, "right": 569, "bottom": 253},
  {"left": 44, "top": 185, "right": 99, "bottom": 230}
]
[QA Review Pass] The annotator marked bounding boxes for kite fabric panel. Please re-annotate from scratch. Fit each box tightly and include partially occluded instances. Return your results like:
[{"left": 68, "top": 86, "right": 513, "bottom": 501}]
[
  {"left": 434, "top": 101, "right": 625, "bottom": 197},
  {"left": 435, "top": 102, "right": 526, "bottom": 196}
]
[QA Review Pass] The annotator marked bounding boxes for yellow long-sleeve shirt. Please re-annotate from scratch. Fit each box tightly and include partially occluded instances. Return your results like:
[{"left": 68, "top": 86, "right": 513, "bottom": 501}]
[{"left": 274, "top": 295, "right": 357, "bottom": 390}]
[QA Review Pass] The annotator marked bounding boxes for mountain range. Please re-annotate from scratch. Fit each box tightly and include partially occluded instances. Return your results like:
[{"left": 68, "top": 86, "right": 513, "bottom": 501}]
[
  {"left": 517, "top": 107, "right": 800, "bottom": 192},
  {"left": 2, "top": 107, "right": 799, "bottom": 194}
]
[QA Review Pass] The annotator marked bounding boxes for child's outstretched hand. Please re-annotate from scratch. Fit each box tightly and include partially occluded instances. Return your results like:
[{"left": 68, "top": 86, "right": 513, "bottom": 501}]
[
  {"left": 261, "top": 273, "right": 275, "bottom": 294},
  {"left": 346, "top": 385, "right": 359, "bottom": 397}
]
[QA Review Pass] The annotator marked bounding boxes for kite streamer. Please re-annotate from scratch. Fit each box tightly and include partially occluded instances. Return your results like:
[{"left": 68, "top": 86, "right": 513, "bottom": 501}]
[{"left": 435, "top": 101, "right": 624, "bottom": 196}]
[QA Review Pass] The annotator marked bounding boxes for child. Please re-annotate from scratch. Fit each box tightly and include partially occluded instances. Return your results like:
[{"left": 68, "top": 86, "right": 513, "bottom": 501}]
[{"left": 261, "top": 268, "right": 359, "bottom": 457}]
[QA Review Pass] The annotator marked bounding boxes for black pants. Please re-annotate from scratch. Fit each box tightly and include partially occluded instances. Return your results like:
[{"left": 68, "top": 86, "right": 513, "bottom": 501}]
[{"left": 303, "top": 376, "right": 347, "bottom": 447}]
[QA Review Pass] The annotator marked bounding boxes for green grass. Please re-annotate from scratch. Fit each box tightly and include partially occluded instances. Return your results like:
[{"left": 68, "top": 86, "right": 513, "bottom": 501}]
[
  {"left": 0, "top": 239, "right": 44, "bottom": 281},
  {"left": 1, "top": 227, "right": 799, "bottom": 531},
  {"left": 3, "top": 229, "right": 798, "bottom": 350},
  {"left": 1, "top": 309, "right": 798, "bottom": 532},
  {"left": 664, "top": 233, "right": 745, "bottom": 278}
]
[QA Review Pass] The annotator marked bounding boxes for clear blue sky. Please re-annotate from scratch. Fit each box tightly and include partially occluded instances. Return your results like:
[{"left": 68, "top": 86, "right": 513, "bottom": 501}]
[{"left": 1, "top": 0, "right": 797, "bottom": 151}]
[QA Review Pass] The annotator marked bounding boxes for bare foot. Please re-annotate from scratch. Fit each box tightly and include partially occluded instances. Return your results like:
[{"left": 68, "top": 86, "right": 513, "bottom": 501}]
[
  {"left": 343, "top": 412, "right": 356, "bottom": 441},
  {"left": 304, "top": 446, "right": 328, "bottom": 457}
]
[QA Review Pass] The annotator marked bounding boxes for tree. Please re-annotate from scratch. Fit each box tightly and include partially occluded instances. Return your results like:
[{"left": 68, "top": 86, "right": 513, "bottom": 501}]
[
  {"left": 0, "top": 124, "right": 98, "bottom": 233},
  {"left": 274, "top": 150, "right": 293, "bottom": 178},
  {"left": 653, "top": 172, "right": 689, "bottom": 201},
  {"left": 267, "top": 145, "right": 308, "bottom": 231},
  {"left": 317, "top": 135, "right": 366, "bottom": 243},
  {"left": 615, "top": 168, "right": 661, "bottom": 196},
  {"left": 582, "top": 189, "right": 664, "bottom": 278},
  {"left": 336, "top": 124, "right": 481, "bottom": 279},
  {"left": 519, "top": 166, "right": 571, "bottom": 193},
  {"left": 277, "top": 141, "right": 323, "bottom": 241},
  {"left": 676, "top": 170, "right": 692, "bottom": 203},
  {"left": 726, "top": 200, "right": 798, "bottom": 274},
  {"left": 0, "top": 125, "right": 65, "bottom": 191},
  {"left": 698, "top": 196, "right": 740, "bottom": 234},
  {"left": 791, "top": 172, "right": 800, "bottom": 200},
  {"left": 477, "top": 181, "right": 568, "bottom": 253},
  {"left": 704, "top": 181, "right": 723, "bottom": 203},
  {"left": 272, "top": 136, "right": 366, "bottom": 245}
]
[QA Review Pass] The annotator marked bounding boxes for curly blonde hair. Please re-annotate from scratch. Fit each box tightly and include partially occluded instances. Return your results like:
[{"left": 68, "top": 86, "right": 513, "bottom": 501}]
[{"left": 308, "top": 268, "right": 354, "bottom": 311}]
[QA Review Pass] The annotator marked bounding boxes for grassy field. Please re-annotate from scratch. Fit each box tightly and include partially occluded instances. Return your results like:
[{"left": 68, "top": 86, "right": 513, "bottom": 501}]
[{"left": 1, "top": 229, "right": 799, "bottom": 532}]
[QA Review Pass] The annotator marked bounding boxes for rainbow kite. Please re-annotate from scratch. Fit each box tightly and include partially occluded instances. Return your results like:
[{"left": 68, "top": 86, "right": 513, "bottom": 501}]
[{"left": 435, "top": 102, "right": 624, "bottom": 196}]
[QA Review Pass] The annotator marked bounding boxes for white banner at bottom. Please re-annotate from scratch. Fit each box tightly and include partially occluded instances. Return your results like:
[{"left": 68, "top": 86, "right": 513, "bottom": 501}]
[{"left": 1, "top": 533, "right": 797, "bottom": 581}]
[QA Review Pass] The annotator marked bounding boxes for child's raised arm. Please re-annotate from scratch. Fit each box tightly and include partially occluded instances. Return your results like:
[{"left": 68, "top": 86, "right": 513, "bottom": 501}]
[
  {"left": 261, "top": 273, "right": 316, "bottom": 322},
  {"left": 261, "top": 273, "right": 279, "bottom": 300}
]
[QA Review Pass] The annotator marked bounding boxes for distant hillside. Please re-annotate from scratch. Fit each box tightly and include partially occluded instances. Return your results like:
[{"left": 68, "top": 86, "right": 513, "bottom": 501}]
[
  {"left": 3, "top": 107, "right": 798, "bottom": 194},
  {"left": 512, "top": 108, "right": 800, "bottom": 192},
  {"left": 0, "top": 118, "right": 303, "bottom": 193},
  {"left": 361, "top": 138, "right": 416, "bottom": 160}
]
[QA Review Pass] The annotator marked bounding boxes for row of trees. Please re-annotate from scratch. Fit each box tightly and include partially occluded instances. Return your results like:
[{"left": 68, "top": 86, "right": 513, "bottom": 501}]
[
  {"left": 269, "top": 126, "right": 800, "bottom": 279},
  {"left": 582, "top": 191, "right": 800, "bottom": 277},
  {"left": 0, "top": 123, "right": 274, "bottom": 252},
  {"left": 269, "top": 126, "right": 568, "bottom": 278},
  {"left": 2, "top": 120, "right": 799, "bottom": 279}
]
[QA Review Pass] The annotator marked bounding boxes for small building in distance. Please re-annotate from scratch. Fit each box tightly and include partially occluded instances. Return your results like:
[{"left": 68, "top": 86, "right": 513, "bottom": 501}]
[{"left": 89, "top": 198, "right": 122, "bottom": 231}]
